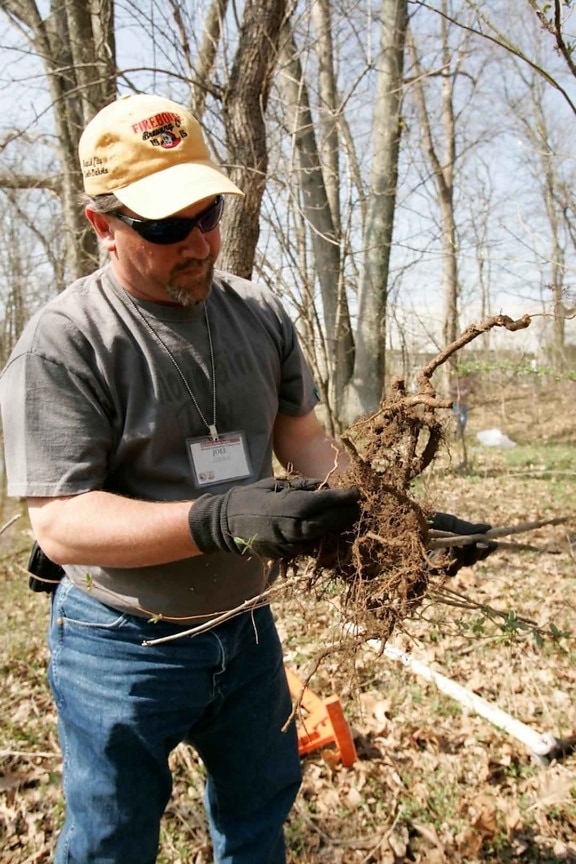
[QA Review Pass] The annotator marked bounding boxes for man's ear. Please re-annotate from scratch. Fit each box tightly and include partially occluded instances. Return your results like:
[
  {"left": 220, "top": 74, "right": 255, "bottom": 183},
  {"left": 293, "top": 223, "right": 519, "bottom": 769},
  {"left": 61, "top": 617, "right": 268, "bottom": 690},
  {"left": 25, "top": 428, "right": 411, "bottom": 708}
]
[{"left": 85, "top": 208, "right": 116, "bottom": 251}]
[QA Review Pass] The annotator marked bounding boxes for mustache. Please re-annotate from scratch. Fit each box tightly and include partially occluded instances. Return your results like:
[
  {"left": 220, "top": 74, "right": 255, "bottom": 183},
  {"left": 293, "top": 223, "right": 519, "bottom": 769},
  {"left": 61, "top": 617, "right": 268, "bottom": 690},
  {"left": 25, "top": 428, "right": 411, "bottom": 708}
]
[{"left": 172, "top": 254, "right": 216, "bottom": 274}]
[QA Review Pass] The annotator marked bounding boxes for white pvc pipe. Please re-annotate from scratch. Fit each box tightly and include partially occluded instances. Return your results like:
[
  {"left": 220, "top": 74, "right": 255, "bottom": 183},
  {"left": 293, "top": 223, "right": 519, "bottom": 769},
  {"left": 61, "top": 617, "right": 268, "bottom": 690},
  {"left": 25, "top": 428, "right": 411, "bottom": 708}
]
[{"left": 370, "top": 640, "right": 559, "bottom": 760}]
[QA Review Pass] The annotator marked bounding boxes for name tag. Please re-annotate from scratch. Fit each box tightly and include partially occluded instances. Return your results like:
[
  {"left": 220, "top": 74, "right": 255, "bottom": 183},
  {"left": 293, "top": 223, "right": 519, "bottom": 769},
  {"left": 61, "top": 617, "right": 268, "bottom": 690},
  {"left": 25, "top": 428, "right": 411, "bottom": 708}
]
[{"left": 187, "top": 431, "right": 252, "bottom": 487}]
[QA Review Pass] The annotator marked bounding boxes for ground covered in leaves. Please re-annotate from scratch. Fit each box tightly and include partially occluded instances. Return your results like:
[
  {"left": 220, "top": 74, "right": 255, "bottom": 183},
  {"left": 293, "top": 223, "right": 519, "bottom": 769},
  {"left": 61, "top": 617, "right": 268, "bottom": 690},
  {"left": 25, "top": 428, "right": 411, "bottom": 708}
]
[{"left": 1, "top": 379, "right": 575, "bottom": 863}]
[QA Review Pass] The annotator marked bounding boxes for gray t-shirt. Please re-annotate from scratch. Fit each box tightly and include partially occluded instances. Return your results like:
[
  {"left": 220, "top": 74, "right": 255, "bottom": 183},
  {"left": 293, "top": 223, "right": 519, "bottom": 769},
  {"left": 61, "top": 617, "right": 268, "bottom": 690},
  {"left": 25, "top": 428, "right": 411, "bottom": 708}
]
[{"left": 0, "top": 265, "right": 318, "bottom": 620}]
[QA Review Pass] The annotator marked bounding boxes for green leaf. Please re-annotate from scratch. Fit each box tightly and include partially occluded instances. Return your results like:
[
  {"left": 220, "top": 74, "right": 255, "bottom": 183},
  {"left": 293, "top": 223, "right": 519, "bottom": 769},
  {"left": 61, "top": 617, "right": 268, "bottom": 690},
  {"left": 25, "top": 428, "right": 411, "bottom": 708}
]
[{"left": 233, "top": 534, "right": 258, "bottom": 555}]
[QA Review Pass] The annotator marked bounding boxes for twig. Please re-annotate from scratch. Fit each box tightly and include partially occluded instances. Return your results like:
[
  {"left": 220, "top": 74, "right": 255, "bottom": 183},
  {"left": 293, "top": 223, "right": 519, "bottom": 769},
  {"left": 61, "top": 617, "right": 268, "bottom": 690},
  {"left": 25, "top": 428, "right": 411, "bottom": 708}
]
[
  {"left": 430, "top": 587, "right": 539, "bottom": 628},
  {"left": 481, "top": 540, "right": 557, "bottom": 553},
  {"left": 0, "top": 748, "right": 58, "bottom": 759},
  {"left": 141, "top": 583, "right": 285, "bottom": 646},
  {"left": 0, "top": 513, "right": 21, "bottom": 536}
]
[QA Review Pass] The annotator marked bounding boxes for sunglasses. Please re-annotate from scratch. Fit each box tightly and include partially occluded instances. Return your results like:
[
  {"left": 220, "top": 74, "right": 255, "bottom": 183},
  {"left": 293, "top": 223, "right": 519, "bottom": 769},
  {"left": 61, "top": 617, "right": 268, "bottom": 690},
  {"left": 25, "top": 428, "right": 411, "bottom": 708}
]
[{"left": 114, "top": 195, "right": 224, "bottom": 245}]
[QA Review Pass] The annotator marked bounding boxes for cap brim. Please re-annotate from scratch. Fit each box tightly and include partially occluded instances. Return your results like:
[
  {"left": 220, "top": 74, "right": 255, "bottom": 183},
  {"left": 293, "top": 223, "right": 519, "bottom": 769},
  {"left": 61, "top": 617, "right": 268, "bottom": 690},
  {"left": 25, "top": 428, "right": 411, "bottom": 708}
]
[{"left": 114, "top": 161, "right": 244, "bottom": 219}]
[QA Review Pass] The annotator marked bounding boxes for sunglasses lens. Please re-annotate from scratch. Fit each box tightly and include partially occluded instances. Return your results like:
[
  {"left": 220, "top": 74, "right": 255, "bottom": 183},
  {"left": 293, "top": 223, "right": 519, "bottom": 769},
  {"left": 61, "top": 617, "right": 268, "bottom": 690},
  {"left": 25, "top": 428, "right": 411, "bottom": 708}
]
[
  {"left": 197, "top": 196, "right": 225, "bottom": 233},
  {"left": 129, "top": 196, "right": 225, "bottom": 245},
  {"left": 139, "top": 221, "right": 191, "bottom": 245}
]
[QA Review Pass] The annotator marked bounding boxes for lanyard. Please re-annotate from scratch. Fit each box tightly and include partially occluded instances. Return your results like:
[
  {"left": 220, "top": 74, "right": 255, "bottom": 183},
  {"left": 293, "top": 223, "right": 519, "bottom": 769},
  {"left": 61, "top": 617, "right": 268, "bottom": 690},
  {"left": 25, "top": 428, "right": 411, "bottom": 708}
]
[{"left": 123, "top": 291, "right": 219, "bottom": 439}]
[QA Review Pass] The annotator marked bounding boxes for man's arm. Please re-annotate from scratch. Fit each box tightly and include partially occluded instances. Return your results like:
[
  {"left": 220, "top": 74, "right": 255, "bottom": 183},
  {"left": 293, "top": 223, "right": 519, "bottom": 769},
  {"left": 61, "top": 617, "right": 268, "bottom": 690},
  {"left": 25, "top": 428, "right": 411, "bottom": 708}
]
[
  {"left": 27, "top": 492, "right": 199, "bottom": 568},
  {"left": 273, "top": 410, "right": 350, "bottom": 480},
  {"left": 28, "top": 409, "right": 353, "bottom": 568},
  {"left": 30, "top": 479, "right": 361, "bottom": 568}
]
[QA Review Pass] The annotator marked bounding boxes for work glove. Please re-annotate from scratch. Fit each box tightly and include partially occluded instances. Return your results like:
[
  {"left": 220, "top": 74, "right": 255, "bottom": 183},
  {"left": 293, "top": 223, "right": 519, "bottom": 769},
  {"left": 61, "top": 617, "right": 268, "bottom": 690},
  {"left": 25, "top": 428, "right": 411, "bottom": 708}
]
[
  {"left": 189, "top": 477, "right": 361, "bottom": 560},
  {"left": 429, "top": 512, "right": 497, "bottom": 576}
]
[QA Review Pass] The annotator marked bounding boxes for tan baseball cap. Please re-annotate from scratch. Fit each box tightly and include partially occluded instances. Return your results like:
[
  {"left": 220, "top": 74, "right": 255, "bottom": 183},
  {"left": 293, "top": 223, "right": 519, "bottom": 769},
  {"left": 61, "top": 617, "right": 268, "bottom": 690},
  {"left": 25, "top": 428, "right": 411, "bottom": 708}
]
[{"left": 79, "top": 93, "right": 243, "bottom": 219}]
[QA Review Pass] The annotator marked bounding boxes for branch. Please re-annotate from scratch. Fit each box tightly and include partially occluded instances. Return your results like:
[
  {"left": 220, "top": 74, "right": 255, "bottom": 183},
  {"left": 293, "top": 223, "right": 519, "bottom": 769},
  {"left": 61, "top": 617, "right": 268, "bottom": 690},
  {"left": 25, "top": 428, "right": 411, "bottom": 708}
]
[
  {"left": 0, "top": 514, "right": 21, "bottom": 536},
  {"left": 428, "top": 516, "right": 570, "bottom": 548},
  {"left": 530, "top": 0, "right": 576, "bottom": 80},
  {"left": 416, "top": 313, "right": 531, "bottom": 390},
  {"left": 413, "top": 0, "right": 576, "bottom": 118},
  {"left": 0, "top": 173, "right": 61, "bottom": 195},
  {"left": 140, "top": 583, "right": 285, "bottom": 646}
]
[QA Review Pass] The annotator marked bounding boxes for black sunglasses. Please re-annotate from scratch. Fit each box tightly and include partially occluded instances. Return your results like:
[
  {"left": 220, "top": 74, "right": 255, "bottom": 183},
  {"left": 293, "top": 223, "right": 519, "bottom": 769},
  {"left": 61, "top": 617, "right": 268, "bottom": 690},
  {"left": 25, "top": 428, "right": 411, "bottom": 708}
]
[{"left": 114, "top": 195, "right": 224, "bottom": 245}]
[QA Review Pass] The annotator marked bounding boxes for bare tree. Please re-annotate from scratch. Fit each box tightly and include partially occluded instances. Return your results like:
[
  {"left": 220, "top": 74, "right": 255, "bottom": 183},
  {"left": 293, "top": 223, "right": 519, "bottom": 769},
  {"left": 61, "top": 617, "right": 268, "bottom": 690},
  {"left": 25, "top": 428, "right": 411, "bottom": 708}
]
[
  {"left": 2, "top": 0, "right": 575, "bottom": 435},
  {"left": 0, "top": 0, "right": 293, "bottom": 286},
  {"left": 218, "top": 0, "right": 290, "bottom": 278},
  {"left": 344, "top": 0, "right": 409, "bottom": 422},
  {"left": 0, "top": 0, "right": 116, "bottom": 278},
  {"left": 425, "top": 0, "right": 576, "bottom": 368},
  {"left": 0, "top": 202, "right": 30, "bottom": 365},
  {"left": 505, "top": 62, "right": 576, "bottom": 367},
  {"left": 277, "top": 20, "right": 353, "bottom": 425},
  {"left": 407, "top": 2, "right": 460, "bottom": 353}
]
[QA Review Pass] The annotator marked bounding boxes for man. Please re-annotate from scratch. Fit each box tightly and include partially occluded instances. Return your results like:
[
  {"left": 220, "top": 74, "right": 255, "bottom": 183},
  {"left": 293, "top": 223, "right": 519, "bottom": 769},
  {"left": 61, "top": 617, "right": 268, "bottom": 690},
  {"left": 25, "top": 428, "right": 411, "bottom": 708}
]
[
  {"left": 0, "top": 93, "right": 360, "bottom": 864},
  {"left": 1, "top": 94, "right": 494, "bottom": 864}
]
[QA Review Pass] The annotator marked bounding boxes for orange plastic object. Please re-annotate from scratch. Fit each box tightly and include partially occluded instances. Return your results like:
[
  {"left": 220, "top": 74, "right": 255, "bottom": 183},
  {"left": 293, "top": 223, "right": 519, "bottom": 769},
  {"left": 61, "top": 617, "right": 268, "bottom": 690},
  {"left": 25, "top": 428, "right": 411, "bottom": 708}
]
[{"left": 285, "top": 667, "right": 357, "bottom": 767}]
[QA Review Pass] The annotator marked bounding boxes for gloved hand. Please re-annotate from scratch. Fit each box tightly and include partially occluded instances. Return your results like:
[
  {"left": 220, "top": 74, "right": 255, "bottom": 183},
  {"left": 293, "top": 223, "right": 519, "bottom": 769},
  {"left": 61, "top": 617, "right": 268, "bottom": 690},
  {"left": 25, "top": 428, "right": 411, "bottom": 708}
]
[
  {"left": 189, "top": 477, "right": 360, "bottom": 560},
  {"left": 429, "top": 512, "right": 497, "bottom": 576}
]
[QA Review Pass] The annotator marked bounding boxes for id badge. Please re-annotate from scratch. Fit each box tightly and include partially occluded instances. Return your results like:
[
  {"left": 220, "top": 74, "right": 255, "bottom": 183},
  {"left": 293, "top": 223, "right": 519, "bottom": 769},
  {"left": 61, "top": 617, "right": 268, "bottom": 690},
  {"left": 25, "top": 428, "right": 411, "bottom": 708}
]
[{"left": 187, "top": 430, "right": 252, "bottom": 488}]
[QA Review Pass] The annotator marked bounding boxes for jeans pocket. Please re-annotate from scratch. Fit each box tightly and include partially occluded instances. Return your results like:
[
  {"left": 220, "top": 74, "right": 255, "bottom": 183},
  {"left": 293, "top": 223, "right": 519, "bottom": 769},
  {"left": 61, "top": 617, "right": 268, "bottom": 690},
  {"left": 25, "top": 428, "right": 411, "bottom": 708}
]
[{"left": 53, "top": 578, "right": 129, "bottom": 630}]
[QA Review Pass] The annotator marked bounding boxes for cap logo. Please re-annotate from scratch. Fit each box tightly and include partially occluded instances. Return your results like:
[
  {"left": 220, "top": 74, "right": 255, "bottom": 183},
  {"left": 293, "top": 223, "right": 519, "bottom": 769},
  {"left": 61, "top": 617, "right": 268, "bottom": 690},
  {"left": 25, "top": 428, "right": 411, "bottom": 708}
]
[{"left": 133, "top": 111, "right": 187, "bottom": 149}]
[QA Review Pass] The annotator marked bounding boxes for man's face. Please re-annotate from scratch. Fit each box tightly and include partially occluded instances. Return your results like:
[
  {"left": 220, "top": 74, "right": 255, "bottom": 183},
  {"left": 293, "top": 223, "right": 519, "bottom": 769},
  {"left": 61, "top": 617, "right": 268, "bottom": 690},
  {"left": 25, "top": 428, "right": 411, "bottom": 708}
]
[{"left": 89, "top": 196, "right": 223, "bottom": 306}]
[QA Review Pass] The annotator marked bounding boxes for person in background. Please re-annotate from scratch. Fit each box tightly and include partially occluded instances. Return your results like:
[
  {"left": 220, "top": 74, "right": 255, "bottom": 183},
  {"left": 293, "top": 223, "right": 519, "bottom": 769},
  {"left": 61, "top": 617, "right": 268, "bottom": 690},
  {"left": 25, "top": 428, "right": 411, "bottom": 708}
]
[{"left": 450, "top": 372, "right": 474, "bottom": 435}]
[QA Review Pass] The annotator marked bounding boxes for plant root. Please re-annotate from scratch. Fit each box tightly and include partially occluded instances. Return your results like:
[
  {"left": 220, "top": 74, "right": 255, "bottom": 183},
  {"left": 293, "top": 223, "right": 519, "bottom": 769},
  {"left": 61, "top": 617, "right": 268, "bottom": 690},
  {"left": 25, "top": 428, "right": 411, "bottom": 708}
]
[{"left": 308, "top": 314, "right": 533, "bottom": 645}]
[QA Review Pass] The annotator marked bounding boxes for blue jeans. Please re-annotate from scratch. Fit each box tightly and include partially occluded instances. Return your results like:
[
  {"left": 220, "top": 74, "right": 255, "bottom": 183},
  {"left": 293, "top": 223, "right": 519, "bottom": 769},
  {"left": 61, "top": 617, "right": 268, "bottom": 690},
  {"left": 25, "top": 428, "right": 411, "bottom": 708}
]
[{"left": 48, "top": 579, "right": 301, "bottom": 864}]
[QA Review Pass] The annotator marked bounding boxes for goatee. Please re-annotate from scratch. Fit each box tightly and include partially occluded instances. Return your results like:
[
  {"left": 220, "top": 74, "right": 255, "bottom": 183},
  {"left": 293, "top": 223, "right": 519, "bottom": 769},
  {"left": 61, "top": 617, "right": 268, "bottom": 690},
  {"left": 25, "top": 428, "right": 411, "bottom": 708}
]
[{"left": 166, "top": 260, "right": 215, "bottom": 306}]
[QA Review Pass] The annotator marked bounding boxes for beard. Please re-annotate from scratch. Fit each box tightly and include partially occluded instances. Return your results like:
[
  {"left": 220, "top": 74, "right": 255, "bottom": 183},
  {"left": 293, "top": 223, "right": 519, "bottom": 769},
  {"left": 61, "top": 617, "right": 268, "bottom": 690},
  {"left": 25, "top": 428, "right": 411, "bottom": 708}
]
[{"left": 165, "top": 257, "right": 216, "bottom": 306}]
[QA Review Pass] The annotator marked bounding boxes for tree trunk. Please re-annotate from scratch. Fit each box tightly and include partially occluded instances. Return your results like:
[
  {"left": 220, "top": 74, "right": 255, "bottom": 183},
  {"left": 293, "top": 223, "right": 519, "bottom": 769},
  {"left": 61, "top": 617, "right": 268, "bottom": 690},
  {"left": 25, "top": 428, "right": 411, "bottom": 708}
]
[
  {"left": 278, "top": 25, "right": 354, "bottom": 425},
  {"left": 408, "top": 5, "right": 459, "bottom": 387},
  {"left": 219, "top": 0, "right": 288, "bottom": 279},
  {"left": 439, "top": 7, "right": 458, "bottom": 349},
  {"left": 188, "top": 0, "right": 229, "bottom": 120},
  {"left": 344, "top": 0, "right": 408, "bottom": 424},
  {"left": 311, "top": 0, "right": 341, "bottom": 228}
]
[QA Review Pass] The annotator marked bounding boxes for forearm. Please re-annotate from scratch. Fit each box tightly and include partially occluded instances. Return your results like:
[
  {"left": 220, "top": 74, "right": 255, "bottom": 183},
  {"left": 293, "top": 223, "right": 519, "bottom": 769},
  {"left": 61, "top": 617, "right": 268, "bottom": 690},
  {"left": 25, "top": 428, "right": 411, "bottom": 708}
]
[
  {"left": 273, "top": 411, "right": 350, "bottom": 481},
  {"left": 289, "top": 434, "right": 349, "bottom": 480},
  {"left": 27, "top": 491, "right": 199, "bottom": 568}
]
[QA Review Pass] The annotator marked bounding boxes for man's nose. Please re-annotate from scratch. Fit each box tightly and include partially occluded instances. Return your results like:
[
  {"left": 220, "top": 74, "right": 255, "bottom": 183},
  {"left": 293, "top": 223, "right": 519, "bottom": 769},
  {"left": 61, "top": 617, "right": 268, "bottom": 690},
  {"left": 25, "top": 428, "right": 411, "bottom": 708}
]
[{"left": 180, "top": 227, "right": 212, "bottom": 258}]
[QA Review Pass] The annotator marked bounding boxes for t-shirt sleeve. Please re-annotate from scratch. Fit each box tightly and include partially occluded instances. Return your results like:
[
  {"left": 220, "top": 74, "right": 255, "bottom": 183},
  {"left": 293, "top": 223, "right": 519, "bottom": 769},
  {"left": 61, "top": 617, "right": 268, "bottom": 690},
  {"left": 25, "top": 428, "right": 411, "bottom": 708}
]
[
  {"left": 266, "top": 294, "right": 319, "bottom": 417},
  {"left": 0, "top": 351, "right": 113, "bottom": 497}
]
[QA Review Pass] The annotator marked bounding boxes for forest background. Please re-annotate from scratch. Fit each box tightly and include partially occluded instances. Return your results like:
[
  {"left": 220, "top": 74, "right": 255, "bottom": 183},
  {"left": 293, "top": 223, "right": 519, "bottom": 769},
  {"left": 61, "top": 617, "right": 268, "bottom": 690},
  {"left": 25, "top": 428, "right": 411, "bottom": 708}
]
[{"left": 0, "top": 0, "right": 575, "bottom": 431}]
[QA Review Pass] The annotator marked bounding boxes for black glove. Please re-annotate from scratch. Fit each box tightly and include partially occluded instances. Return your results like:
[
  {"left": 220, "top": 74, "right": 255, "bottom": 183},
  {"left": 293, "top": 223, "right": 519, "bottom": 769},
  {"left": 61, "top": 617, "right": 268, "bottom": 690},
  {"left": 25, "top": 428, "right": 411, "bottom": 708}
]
[
  {"left": 429, "top": 512, "right": 497, "bottom": 575},
  {"left": 189, "top": 477, "right": 361, "bottom": 560}
]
